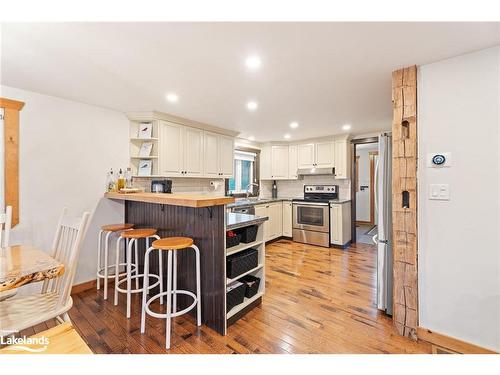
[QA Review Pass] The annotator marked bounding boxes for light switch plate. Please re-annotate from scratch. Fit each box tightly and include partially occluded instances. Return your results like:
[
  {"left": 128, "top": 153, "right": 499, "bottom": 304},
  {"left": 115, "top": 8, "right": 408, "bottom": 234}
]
[
  {"left": 429, "top": 184, "right": 450, "bottom": 200},
  {"left": 427, "top": 152, "right": 452, "bottom": 168}
]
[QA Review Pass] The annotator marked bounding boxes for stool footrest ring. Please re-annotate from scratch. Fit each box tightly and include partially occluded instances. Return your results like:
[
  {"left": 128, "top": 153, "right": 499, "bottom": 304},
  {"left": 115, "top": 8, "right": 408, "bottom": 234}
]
[
  {"left": 97, "top": 263, "right": 137, "bottom": 279},
  {"left": 144, "top": 290, "right": 198, "bottom": 319},
  {"left": 116, "top": 274, "right": 161, "bottom": 294}
]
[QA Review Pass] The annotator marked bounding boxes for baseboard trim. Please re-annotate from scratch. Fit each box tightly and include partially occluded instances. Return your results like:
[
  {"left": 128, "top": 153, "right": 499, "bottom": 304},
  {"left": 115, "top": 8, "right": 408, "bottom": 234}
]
[
  {"left": 417, "top": 327, "right": 497, "bottom": 354},
  {"left": 71, "top": 279, "right": 97, "bottom": 295}
]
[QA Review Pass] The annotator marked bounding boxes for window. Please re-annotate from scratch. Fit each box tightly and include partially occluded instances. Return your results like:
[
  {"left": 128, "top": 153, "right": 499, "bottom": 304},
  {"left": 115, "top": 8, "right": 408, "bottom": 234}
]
[{"left": 228, "top": 150, "right": 258, "bottom": 196}]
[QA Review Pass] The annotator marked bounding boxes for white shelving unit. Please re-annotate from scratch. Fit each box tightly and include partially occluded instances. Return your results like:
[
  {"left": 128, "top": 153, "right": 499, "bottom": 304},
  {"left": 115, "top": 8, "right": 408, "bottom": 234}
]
[
  {"left": 225, "top": 221, "right": 266, "bottom": 322},
  {"left": 129, "top": 120, "right": 159, "bottom": 176}
]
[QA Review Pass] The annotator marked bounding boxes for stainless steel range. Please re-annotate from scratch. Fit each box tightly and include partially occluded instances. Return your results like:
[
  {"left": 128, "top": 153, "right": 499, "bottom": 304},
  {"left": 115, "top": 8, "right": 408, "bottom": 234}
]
[{"left": 292, "top": 184, "right": 338, "bottom": 247}]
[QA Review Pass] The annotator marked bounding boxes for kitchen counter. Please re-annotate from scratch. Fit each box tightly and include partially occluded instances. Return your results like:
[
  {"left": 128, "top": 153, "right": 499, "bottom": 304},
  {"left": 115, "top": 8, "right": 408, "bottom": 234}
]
[
  {"left": 226, "top": 197, "right": 297, "bottom": 209},
  {"left": 105, "top": 191, "right": 234, "bottom": 208},
  {"left": 226, "top": 212, "right": 268, "bottom": 231},
  {"left": 329, "top": 199, "right": 351, "bottom": 204}
]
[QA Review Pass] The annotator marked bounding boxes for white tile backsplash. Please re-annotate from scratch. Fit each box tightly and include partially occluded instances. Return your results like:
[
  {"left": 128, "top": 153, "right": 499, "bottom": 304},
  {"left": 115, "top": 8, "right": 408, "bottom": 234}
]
[
  {"left": 133, "top": 177, "right": 226, "bottom": 196},
  {"left": 260, "top": 176, "right": 351, "bottom": 200}
]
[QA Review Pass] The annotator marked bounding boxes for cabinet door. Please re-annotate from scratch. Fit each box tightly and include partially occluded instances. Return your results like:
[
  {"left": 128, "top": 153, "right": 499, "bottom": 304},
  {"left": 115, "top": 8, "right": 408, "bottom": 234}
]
[
  {"left": 271, "top": 145, "right": 289, "bottom": 179},
  {"left": 273, "top": 202, "right": 283, "bottom": 238},
  {"left": 260, "top": 146, "right": 272, "bottom": 180},
  {"left": 282, "top": 201, "right": 293, "bottom": 237},
  {"left": 334, "top": 139, "right": 349, "bottom": 179},
  {"left": 297, "top": 143, "right": 315, "bottom": 168},
  {"left": 203, "top": 131, "right": 219, "bottom": 177},
  {"left": 183, "top": 127, "right": 204, "bottom": 176},
  {"left": 159, "top": 121, "right": 184, "bottom": 176},
  {"left": 315, "top": 141, "right": 335, "bottom": 168},
  {"left": 330, "top": 204, "right": 341, "bottom": 245},
  {"left": 219, "top": 135, "right": 234, "bottom": 178},
  {"left": 254, "top": 204, "right": 269, "bottom": 241},
  {"left": 288, "top": 145, "right": 298, "bottom": 179}
]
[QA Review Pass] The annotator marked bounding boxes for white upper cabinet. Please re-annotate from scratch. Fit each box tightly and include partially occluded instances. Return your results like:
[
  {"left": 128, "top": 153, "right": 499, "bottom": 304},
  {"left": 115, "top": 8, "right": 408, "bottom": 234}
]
[
  {"left": 271, "top": 145, "right": 289, "bottom": 179},
  {"left": 203, "top": 132, "right": 219, "bottom": 177},
  {"left": 260, "top": 146, "right": 272, "bottom": 180},
  {"left": 333, "top": 137, "right": 350, "bottom": 179},
  {"left": 159, "top": 121, "right": 184, "bottom": 176},
  {"left": 315, "top": 141, "right": 335, "bottom": 168},
  {"left": 183, "top": 127, "right": 204, "bottom": 176},
  {"left": 297, "top": 140, "right": 335, "bottom": 168},
  {"left": 203, "top": 131, "right": 234, "bottom": 178},
  {"left": 288, "top": 145, "right": 298, "bottom": 179},
  {"left": 297, "top": 143, "right": 315, "bottom": 168},
  {"left": 219, "top": 135, "right": 235, "bottom": 178}
]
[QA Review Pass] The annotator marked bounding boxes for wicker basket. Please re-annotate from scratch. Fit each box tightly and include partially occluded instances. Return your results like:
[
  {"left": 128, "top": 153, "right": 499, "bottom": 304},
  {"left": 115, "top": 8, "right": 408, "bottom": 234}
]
[{"left": 226, "top": 248, "right": 258, "bottom": 279}]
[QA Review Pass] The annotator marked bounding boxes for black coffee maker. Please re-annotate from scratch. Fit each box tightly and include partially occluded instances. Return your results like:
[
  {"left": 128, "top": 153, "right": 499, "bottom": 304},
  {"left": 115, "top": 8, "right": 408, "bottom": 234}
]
[{"left": 151, "top": 179, "right": 172, "bottom": 193}]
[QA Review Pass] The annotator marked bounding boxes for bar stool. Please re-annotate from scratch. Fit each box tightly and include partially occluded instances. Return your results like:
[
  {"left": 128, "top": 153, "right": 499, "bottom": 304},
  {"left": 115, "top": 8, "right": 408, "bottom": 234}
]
[
  {"left": 141, "top": 237, "right": 201, "bottom": 349},
  {"left": 97, "top": 223, "right": 134, "bottom": 300},
  {"left": 114, "top": 228, "right": 163, "bottom": 318}
]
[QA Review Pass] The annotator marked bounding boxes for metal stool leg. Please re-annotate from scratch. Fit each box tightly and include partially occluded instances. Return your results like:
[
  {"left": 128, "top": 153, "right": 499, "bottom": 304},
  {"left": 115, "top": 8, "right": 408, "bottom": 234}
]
[
  {"left": 126, "top": 238, "right": 135, "bottom": 318},
  {"left": 173, "top": 251, "right": 177, "bottom": 313},
  {"left": 193, "top": 245, "right": 202, "bottom": 326},
  {"left": 97, "top": 230, "right": 103, "bottom": 290},
  {"left": 134, "top": 239, "right": 139, "bottom": 290},
  {"left": 103, "top": 231, "right": 112, "bottom": 300},
  {"left": 165, "top": 250, "right": 173, "bottom": 349},
  {"left": 157, "top": 238, "right": 164, "bottom": 304},
  {"left": 141, "top": 247, "right": 152, "bottom": 333},
  {"left": 114, "top": 236, "right": 123, "bottom": 305}
]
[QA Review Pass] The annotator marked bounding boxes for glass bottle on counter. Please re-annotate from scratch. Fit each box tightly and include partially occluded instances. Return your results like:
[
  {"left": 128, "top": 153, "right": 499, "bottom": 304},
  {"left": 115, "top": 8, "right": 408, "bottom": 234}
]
[
  {"left": 117, "top": 168, "right": 126, "bottom": 191},
  {"left": 125, "top": 167, "right": 133, "bottom": 188},
  {"left": 106, "top": 168, "right": 117, "bottom": 192}
]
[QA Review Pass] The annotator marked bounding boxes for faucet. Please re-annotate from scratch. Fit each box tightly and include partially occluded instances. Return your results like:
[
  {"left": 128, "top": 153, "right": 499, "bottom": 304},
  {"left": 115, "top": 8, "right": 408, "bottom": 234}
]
[{"left": 246, "top": 183, "right": 260, "bottom": 199}]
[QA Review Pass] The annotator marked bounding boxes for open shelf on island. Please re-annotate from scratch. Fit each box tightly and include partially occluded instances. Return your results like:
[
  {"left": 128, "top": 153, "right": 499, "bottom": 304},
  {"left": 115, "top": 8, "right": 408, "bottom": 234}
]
[
  {"left": 226, "top": 291, "right": 264, "bottom": 319},
  {"left": 226, "top": 239, "right": 263, "bottom": 256},
  {"left": 226, "top": 264, "right": 263, "bottom": 284}
]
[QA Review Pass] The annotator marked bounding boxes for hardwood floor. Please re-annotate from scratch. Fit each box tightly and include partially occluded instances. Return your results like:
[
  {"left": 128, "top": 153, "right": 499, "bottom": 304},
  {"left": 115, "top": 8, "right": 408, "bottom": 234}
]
[{"left": 20, "top": 239, "right": 431, "bottom": 354}]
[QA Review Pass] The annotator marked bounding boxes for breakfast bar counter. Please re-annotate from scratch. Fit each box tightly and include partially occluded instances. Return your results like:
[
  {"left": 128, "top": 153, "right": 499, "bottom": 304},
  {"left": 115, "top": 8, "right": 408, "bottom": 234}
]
[{"left": 105, "top": 192, "right": 235, "bottom": 336}]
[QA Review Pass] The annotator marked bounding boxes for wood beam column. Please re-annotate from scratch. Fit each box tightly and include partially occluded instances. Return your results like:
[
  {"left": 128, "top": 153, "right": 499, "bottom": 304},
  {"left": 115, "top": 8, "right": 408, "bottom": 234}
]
[
  {"left": 1, "top": 98, "right": 25, "bottom": 227},
  {"left": 391, "top": 66, "right": 418, "bottom": 339}
]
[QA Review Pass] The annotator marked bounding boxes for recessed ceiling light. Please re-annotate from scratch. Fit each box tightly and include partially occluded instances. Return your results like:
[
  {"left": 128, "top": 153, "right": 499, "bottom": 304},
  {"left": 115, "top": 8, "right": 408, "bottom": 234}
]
[
  {"left": 289, "top": 122, "right": 299, "bottom": 129},
  {"left": 342, "top": 124, "right": 351, "bottom": 131},
  {"left": 245, "top": 55, "right": 261, "bottom": 70},
  {"left": 166, "top": 93, "right": 178, "bottom": 103},
  {"left": 248, "top": 136, "right": 255, "bottom": 141},
  {"left": 246, "top": 101, "right": 258, "bottom": 111},
  {"left": 284, "top": 134, "right": 291, "bottom": 140}
]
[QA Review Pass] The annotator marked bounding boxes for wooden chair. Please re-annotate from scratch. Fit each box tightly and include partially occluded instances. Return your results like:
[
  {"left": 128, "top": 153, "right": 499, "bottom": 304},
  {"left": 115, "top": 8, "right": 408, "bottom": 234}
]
[
  {"left": 0, "top": 206, "right": 15, "bottom": 301},
  {"left": 0, "top": 208, "right": 90, "bottom": 337}
]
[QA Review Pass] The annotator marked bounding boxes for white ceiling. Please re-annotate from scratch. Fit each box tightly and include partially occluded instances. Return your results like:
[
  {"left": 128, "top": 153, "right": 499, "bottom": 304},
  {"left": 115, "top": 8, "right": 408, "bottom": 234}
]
[{"left": 2, "top": 22, "right": 499, "bottom": 141}]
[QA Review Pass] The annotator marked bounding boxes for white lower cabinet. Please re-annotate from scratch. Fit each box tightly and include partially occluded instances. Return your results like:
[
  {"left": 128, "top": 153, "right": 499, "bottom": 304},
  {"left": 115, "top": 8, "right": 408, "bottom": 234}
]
[
  {"left": 330, "top": 202, "right": 352, "bottom": 246},
  {"left": 255, "top": 202, "right": 283, "bottom": 242},
  {"left": 282, "top": 201, "right": 293, "bottom": 237}
]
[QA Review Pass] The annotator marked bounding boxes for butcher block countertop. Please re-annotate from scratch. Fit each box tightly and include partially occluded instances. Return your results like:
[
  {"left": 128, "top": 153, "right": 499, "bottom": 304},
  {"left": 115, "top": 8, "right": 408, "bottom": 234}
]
[{"left": 105, "top": 192, "right": 235, "bottom": 208}]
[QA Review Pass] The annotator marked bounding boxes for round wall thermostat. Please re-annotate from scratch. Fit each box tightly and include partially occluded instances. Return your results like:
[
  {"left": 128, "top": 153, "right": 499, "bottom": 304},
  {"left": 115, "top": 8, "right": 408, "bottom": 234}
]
[{"left": 432, "top": 154, "right": 446, "bottom": 166}]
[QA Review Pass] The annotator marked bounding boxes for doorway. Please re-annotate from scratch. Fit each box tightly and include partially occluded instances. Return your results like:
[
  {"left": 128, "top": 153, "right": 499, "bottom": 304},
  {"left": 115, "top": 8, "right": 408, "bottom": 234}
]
[{"left": 353, "top": 142, "right": 379, "bottom": 244}]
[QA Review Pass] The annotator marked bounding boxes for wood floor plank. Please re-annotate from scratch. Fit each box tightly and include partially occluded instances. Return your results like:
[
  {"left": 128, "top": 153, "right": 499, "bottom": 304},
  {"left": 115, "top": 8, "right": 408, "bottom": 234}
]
[{"left": 69, "top": 240, "right": 431, "bottom": 354}]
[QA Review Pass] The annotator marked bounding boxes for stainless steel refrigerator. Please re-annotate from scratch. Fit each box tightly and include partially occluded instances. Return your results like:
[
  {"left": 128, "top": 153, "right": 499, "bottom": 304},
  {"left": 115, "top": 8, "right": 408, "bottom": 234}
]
[{"left": 374, "top": 133, "right": 393, "bottom": 315}]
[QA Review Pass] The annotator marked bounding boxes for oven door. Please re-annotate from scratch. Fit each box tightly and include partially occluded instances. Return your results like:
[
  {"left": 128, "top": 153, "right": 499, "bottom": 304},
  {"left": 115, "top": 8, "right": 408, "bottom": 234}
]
[{"left": 292, "top": 202, "right": 329, "bottom": 232}]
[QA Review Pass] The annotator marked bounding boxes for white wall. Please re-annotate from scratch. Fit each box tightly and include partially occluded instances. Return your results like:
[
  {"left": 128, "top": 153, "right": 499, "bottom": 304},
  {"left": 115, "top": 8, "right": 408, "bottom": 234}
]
[
  {"left": 417, "top": 46, "right": 500, "bottom": 351},
  {"left": 1, "top": 85, "right": 129, "bottom": 285}
]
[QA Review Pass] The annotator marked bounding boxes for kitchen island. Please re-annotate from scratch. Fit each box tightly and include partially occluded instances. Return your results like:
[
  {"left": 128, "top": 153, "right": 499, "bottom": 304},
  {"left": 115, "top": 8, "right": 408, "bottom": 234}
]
[{"left": 105, "top": 192, "right": 267, "bottom": 335}]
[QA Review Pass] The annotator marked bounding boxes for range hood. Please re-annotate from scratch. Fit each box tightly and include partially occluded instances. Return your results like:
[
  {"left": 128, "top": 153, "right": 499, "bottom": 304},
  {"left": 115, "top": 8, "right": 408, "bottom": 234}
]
[{"left": 297, "top": 167, "right": 335, "bottom": 176}]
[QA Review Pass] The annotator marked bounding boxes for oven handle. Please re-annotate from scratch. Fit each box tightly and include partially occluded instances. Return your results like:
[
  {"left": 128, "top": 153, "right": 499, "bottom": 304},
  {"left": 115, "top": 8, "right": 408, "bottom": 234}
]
[{"left": 292, "top": 202, "right": 329, "bottom": 207}]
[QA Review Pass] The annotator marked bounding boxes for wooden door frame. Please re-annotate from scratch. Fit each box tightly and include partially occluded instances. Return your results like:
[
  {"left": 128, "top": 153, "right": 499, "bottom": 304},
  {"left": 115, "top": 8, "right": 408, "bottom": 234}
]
[
  {"left": 369, "top": 151, "right": 379, "bottom": 225},
  {"left": 350, "top": 137, "right": 379, "bottom": 243}
]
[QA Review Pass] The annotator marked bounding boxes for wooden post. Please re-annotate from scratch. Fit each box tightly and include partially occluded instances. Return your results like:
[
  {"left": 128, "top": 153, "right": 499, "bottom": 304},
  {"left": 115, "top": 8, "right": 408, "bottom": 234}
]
[
  {"left": 391, "top": 66, "right": 418, "bottom": 339},
  {"left": 1, "top": 97, "right": 25, "bottom": 227}
]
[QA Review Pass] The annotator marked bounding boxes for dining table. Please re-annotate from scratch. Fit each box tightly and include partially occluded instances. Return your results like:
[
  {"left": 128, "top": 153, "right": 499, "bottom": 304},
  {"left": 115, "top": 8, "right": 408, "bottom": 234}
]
[{"left": 0, "top": 245, "right": 65, "bottom": 292}]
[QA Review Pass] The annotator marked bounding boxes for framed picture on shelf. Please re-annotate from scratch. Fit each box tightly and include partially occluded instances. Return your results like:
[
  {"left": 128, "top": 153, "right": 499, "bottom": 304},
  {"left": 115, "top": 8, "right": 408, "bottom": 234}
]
[
  {"left": 139, "top": 141, "right": 153, "bottom": 157},
  {"left": 137, "top": 122, "right": 153, "bottom": 139},
  {"left": 138, "top": 159, "right": 152, "bottom": 176}
]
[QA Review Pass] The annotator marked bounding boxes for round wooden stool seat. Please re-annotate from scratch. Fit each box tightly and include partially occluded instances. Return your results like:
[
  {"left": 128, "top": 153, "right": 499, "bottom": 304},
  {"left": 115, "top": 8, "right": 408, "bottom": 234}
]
[
  {"left": 101, "top": 223, "right": 134, "bottom": 232},
  {"left": 152, "top": 237, "right": 194, "bottom": 250},
  {"left": 121, "top": 228, "right": 158, "bottom": 239}
]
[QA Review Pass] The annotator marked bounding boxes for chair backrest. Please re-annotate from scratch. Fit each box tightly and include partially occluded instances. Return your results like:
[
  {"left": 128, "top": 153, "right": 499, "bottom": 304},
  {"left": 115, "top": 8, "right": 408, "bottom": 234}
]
[
  {"left": 0, "top": 206, "right": 12, "bottom": 248},
  {"left": 41, "top": 207, "right": 90, "bottom": 308}
]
